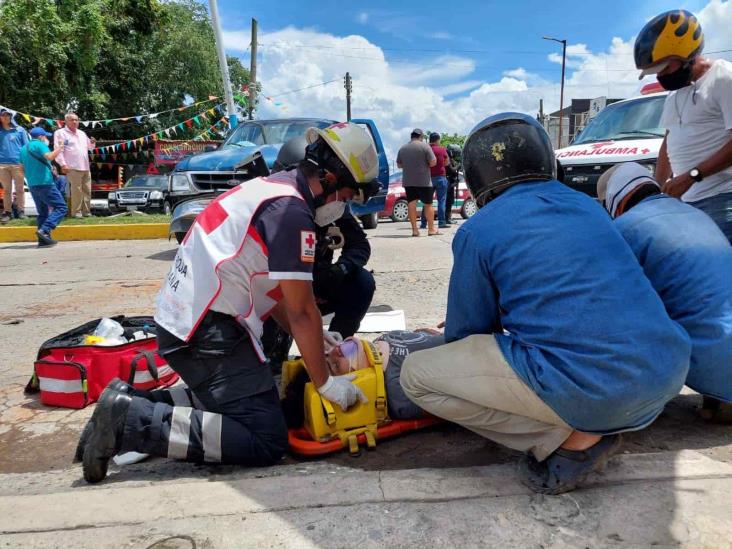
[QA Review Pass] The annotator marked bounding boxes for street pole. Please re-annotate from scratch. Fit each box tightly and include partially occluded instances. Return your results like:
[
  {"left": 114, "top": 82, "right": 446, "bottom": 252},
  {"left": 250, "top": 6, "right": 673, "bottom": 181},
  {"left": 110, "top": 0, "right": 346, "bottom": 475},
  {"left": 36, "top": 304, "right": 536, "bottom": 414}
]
[
  {"left": 543, "top": 36, "right": 567, "bottom": 148},
  {"left": 344, "top": 72, "right": 352, "bottom": 121},
  {"left": 209, "top": 0, "right": 237, "bottom": 128},
  {"left": 249, "top": 18, "right": 257, "bottom": 120}
]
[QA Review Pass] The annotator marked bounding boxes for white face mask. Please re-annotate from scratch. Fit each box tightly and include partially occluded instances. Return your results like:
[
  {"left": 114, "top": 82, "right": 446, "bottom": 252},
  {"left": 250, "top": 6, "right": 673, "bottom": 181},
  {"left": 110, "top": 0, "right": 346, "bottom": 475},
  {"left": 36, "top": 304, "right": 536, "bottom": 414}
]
[{"left": 314, "top": 192, "right": 347, "bottom": 226}]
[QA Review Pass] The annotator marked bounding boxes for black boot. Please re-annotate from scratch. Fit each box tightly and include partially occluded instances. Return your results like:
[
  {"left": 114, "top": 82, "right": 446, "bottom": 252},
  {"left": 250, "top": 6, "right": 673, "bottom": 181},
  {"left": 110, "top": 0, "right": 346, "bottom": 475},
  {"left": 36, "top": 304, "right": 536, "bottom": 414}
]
[
  {"left": 82, "top": 387, "right": 132, "bottom": 483},
  {"left": 74, "top": 379, "right": 135, "bottom": 463}
]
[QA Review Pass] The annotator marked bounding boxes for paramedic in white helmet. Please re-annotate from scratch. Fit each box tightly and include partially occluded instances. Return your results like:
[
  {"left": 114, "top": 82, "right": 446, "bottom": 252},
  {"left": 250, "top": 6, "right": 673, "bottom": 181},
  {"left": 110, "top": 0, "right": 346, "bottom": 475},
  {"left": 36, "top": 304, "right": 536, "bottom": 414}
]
[{"left": 77, "top": 122, "right": 381, "bottom": 483}]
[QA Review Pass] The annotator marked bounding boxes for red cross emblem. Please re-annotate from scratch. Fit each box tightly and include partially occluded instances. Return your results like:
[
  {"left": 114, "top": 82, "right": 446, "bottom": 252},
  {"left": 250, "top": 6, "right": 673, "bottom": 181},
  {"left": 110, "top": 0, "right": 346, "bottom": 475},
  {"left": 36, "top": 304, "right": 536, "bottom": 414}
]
[{"left": 301, "top": 230, "right": 316, "bottom": 263}]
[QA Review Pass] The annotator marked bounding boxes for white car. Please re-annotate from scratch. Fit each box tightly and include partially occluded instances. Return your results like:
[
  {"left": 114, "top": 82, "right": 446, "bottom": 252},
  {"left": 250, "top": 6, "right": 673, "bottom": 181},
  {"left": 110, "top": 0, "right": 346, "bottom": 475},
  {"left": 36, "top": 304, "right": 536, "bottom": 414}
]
[{"left": 556, "top": 84, "right": 668, "bottom": 197}]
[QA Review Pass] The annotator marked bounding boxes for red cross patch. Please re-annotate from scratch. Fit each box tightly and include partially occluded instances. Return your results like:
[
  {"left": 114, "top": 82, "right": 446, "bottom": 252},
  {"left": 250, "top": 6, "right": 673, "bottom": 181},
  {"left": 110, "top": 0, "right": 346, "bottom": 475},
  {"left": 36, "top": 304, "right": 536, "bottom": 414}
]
[{"left": 301, "top": 230, "right": 316, "bottom": 263}]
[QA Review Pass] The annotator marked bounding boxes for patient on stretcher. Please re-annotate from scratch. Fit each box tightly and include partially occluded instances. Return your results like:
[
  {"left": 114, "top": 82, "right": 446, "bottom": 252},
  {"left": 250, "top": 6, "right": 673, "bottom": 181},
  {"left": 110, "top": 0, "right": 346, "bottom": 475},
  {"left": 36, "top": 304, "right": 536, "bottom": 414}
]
[{"left": 281, "top": 330, "right": 444, "bottom": 428}]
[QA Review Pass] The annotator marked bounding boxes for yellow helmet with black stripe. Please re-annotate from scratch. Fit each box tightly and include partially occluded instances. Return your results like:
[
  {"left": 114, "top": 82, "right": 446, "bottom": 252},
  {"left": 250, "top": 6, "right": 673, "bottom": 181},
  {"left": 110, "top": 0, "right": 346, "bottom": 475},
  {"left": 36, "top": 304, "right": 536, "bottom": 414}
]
[{"left": 634, "top": 10, "right": 704, "bottom": 79}]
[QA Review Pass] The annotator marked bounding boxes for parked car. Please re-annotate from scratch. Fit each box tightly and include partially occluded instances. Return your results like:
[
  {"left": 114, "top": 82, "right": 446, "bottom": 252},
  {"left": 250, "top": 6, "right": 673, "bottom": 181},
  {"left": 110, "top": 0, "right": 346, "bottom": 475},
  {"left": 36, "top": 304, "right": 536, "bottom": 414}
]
[
  {"left": 108, "top": 175, "right": 171, "bottom": 214},
  {"left": 168, "top": 117, "right": 390, "bottom": 243},
  {"left": 556, "top": 83, "right": 667, "bottom": 197},
  {"left": 380, "top": 171, "right": 477, "bottom": 222}
]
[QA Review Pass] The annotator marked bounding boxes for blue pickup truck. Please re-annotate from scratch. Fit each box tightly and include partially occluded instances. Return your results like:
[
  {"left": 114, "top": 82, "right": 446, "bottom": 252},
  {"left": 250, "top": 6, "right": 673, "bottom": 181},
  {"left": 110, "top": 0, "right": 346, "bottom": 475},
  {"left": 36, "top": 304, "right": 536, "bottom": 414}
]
[{"left": 168, "top": 117, "right": 389, "bottom": 242}]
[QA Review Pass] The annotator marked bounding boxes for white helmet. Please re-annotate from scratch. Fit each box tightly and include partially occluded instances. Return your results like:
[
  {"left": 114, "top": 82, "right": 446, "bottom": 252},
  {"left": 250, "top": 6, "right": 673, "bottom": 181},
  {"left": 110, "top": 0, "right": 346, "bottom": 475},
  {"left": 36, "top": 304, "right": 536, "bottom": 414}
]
[{"left": 306, "top": 122, "right": 379, "bottom": 184}]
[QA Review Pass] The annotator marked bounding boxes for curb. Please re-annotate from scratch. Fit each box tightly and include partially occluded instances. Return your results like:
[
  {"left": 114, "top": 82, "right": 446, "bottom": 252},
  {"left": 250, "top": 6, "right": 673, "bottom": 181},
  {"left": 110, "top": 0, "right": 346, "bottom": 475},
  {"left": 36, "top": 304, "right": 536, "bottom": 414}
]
[{"left": 0, "top": 223, "right": 170, "bottom": 243}]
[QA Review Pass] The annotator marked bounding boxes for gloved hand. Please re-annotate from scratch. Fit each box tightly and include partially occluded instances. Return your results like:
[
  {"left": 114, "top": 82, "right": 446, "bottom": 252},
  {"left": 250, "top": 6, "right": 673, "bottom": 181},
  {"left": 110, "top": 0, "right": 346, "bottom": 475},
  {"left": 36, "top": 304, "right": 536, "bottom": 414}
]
[
  {"left": 318, "top": 374, "right": 368, "bottom": 411},
  {"left": 323, "top": 330, "right": 343, "bottom": 353}
]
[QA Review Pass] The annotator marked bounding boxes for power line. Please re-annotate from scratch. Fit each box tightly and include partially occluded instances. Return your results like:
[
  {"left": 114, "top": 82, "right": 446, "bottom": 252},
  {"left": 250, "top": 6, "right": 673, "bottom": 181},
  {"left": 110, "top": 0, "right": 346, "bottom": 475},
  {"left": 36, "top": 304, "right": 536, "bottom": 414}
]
[
  {"left": 264, "top": 78, "right": 340, "bottom": 97},
  {"left": 258, "top": 40, "right": 732, "bottom": 58}
]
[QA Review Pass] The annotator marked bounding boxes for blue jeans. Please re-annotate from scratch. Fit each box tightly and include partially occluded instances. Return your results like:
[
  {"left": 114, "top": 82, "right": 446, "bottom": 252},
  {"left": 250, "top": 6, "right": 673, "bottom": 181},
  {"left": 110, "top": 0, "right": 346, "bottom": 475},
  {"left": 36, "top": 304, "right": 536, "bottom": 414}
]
[
  {"left": 29, "top": 184, "right": 68, "bottom": 233},
  {"left": 689, "top": 191, "right": 732, "bottom": 245},
  {"left": 420, "top": 176, "right": 449, "bottom": 227}
]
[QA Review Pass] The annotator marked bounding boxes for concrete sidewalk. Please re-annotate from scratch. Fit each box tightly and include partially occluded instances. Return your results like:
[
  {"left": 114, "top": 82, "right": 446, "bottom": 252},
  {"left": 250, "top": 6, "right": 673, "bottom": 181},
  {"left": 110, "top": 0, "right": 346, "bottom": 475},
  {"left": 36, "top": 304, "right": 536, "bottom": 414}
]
[{"left": 1, "top": 450, "right": 731, "bottom": 547}]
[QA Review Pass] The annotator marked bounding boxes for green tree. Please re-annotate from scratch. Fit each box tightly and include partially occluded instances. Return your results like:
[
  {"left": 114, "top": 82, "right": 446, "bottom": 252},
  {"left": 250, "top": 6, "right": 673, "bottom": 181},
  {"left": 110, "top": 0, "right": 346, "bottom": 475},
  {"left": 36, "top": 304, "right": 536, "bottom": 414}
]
[
  {"left": 0, "top": 0, "right": 254, "bottom": 141},
  {"left": 440, "top": 133, "right": 466, "bottom": 148}
]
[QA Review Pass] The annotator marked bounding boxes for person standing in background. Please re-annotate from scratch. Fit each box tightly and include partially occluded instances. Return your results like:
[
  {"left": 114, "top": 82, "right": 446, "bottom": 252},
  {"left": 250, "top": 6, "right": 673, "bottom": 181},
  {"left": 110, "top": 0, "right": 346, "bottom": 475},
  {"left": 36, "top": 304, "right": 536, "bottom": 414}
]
[
  {"left": 0, "top": 108, "right": 29, "bottom": 223},
  {"left": 428, "top": 133, "right": 450, "bottom": 229},
  {"left": 444, "top": 143, "right": 462, "bottom": 225},
  {"left": 54, "top": 112, "right": 95, "bottom": 218},
  {"left": 19, "top": 128, "right": 67, "bottom": 247},
  {"left": 634, "top": 10, "right": 732, "bottom": 242},
  {"left": 396, "top": 128, "right": 438, "bottom": 237}
]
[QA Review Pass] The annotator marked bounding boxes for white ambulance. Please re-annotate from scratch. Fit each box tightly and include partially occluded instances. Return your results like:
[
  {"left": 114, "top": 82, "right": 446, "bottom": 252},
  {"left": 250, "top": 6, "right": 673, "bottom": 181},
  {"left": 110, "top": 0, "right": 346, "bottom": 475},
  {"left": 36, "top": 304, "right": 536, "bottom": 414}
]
[{"left": 557, "top": 83, "right": 667, "bottom": 197}]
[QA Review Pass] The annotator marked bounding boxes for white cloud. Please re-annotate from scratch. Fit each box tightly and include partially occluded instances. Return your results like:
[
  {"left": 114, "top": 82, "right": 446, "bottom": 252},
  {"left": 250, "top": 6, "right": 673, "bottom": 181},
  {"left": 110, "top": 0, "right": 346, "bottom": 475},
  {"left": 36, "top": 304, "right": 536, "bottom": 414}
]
[
  {"left": 222, "top": 2, "right": 732, "bottom": 162},
  {"left": 428, "top": 31, "right": 452, "bottom": 40}
]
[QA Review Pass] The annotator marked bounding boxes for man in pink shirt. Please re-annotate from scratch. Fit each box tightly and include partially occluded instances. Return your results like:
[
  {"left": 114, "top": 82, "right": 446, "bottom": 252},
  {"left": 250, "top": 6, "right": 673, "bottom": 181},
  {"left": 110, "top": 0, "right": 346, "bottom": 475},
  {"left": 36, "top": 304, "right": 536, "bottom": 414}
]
[{"left": 54, "top": 112, "right": 95, "bottom": 217}]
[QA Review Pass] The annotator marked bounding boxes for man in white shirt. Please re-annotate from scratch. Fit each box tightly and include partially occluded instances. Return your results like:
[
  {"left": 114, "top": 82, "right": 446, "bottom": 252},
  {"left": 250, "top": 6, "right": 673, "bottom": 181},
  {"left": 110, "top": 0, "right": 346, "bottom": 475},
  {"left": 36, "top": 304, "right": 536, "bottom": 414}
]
[{"left": 634, "top": 9, "right": 732, "bottom": 242}]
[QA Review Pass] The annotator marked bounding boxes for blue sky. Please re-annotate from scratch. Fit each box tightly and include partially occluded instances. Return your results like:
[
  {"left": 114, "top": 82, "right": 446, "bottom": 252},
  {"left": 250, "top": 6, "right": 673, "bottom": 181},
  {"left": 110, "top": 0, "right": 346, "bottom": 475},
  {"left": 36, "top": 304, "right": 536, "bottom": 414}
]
[
  {"left": 209, "top": 0, "right": 730, "bottom": 157},
  {"left": 217, "top": 0, "right": 709, "bottom": 94}
]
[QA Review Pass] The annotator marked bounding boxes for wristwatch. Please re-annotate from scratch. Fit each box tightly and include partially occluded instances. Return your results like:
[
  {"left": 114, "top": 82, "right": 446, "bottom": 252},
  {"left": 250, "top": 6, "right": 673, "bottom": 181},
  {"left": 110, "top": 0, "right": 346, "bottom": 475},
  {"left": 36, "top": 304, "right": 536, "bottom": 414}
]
[{"left": 689, "top": 167, "right": 703, "bottom": 182}]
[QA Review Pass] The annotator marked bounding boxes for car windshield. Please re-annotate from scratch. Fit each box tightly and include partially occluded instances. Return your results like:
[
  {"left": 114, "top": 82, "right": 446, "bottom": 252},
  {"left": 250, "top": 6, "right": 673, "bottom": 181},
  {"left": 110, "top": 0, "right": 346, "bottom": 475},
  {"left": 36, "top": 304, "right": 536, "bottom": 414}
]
[
  {"left": 224, "top": 120, "right": 332, "bottom": 147},
  {"left": 125, "top": 176, "right": 167, "bottom": 189},
  {"left": 572, "top": 96, "right": 666, "bottom": 145}
]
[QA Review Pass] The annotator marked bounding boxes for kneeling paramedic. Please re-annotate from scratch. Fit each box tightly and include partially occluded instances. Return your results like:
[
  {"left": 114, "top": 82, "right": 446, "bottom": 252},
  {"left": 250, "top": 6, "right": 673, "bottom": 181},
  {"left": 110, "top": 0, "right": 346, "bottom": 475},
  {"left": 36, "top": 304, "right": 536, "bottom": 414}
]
[
  {"left": 266, "top": 136, "right": 376, "bottom": 356},
  {"left": 400, "top": 113, "right": 691, "bottom": 495},
  {"left": 78, "top": 122, "right": 381, "bottom": 483},
  {"left": 598, "top": 162, "right": 732, "bottom": 423}
]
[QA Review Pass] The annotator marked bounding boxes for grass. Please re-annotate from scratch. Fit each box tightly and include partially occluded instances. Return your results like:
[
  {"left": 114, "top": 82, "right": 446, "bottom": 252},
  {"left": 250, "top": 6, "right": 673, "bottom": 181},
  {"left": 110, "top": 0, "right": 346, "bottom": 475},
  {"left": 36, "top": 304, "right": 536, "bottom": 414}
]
[{"left": 2, "top": 213, "right": 171, "bottom": 226}]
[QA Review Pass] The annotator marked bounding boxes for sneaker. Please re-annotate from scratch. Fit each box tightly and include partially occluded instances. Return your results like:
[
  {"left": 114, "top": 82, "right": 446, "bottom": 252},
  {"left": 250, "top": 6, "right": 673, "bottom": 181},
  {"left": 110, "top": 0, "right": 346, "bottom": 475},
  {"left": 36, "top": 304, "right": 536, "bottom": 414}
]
[
  {"left": 16, "top": 211, "right": 26, "bottom": 220},
  {"left": 0, "top": 211, "right": 10, "bottom": 224},
  {"left": 83, "top": 213, "right": 92, "bottom": 217},
  {"left": 73, "top": 213, "right": 83, "bottom": 219},
  {"left": 438, "top": 223, "right": 449, "bottom": 229},
  {"left": 36, "top": 230, "right": 57, "bottom": 247}
]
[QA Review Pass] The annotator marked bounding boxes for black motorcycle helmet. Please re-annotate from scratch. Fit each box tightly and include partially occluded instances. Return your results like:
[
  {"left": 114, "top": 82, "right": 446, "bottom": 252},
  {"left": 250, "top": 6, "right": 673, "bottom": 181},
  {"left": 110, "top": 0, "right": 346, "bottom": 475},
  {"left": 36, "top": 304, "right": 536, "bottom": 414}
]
[
  {"left": 273, "top": 136, "right": 308, "bottom": 173},
  {"left": 463, "top": 112, "right": 556, "bottom": 207},
  {"left": 446, "top": 143, "right": 462, "bottom": 161}
]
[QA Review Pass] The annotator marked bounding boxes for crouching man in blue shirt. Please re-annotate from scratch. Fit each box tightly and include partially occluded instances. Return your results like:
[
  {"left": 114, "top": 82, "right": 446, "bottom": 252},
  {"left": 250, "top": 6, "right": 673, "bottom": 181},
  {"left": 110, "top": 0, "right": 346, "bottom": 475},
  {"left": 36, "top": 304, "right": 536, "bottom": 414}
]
[
  {"left": 598, "top": 162, "right": 732, "bottom": 424},
  {"left": 401, "top": 113, "right": 691, "bottom": 495}
]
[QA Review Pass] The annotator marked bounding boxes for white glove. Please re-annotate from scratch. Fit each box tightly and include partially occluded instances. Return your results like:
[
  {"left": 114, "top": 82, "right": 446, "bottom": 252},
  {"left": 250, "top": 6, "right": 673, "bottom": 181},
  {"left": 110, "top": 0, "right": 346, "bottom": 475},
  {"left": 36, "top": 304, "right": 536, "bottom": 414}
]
[
  {"left": 323, "top": 330, "right": 344, "bottom": 353},
  {"left": 318, "top": 374, "right": 368, "bottom": 411}
]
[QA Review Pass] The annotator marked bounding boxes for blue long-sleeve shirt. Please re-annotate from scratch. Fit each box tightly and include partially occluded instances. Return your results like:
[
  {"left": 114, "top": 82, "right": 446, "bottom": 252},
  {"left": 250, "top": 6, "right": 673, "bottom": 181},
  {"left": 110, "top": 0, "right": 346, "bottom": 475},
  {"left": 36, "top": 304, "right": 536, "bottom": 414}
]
[
  {"left": 615, "top": 194, "right": 732, "bottom": 402},
  {"left": 0, "top": 127, "right": 29, "bottom": 164},
  {"left": 445, "top": 181, "right": 690, "bottom": 434}
]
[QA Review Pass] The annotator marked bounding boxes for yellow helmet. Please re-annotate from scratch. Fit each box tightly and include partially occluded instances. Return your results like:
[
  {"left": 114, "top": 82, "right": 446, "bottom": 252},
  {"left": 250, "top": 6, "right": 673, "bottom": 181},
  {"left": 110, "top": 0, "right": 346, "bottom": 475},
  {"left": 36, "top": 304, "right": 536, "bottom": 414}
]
[
  {"left": 306, "top": 122, "right": 379, "bottom": 184},
  {"left": 634, "top": 10, "right": 704, "bottom": 79}
]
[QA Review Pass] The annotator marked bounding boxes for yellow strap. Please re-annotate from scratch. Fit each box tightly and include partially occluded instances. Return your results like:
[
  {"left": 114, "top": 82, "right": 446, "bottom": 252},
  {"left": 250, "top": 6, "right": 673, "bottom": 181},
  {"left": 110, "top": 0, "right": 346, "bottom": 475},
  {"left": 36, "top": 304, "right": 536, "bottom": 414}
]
[
  {"left": 322, "top": 398, "right": 337, "bottom": 426},
  {"left": 363, "top": 341, "right": 388, "bottom": 423}
]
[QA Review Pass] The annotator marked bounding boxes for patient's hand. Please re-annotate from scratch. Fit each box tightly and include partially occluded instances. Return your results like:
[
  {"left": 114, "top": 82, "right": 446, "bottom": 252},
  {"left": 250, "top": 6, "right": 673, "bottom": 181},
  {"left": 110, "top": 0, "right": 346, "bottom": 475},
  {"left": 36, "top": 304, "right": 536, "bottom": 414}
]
[{"left": 415, "top": 326, "right": 443, "bottom": 335}]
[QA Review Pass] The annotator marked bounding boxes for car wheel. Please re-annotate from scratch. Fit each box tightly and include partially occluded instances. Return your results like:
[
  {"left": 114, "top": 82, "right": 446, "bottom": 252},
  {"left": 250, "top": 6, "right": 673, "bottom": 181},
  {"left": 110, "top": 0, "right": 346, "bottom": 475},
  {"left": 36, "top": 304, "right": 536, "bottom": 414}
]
[
  {"left": 359, "top": 212, "right": 378, "bottom": 230},
  {"left": 163, "top": 201, "right": 172, "bottom": 216},
  {"left": 461, "top": 198, "right": 477, "bottom": 219},
  {"left": 175, "top": 232, "right": 186, "bottom": 245},
  {"left": 391, "top": 199, "right": 409, "bottom": 222}
]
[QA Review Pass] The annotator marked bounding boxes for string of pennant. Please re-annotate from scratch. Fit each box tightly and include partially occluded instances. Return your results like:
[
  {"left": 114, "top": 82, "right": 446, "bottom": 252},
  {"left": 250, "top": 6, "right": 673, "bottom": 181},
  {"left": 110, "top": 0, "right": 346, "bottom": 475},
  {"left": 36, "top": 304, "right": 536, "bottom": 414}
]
[
  {"left": 91, "top": 119, "right": 230, "bottom": 171},
  {"left": 89, "top": 107, "right": 228, "bottom": 154},
  {"left": 0, "top": 97, "right": 222, "bottom": 130},
  {"left": 238, "top": 85, "right": 288, "bottom": 111}
]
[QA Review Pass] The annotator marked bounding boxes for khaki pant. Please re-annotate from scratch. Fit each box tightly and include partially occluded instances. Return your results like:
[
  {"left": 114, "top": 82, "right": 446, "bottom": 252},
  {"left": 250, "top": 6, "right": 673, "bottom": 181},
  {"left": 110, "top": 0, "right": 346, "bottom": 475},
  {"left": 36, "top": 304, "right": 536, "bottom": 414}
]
[
  {"left": 0, "top": 164, "right": 25, "bottom": 213},
  {"left": 67, "top": 169, "right": 91, "bottom": 216},
  {"left": 401, "top": 334, "right": 572, "bottom": 461}
]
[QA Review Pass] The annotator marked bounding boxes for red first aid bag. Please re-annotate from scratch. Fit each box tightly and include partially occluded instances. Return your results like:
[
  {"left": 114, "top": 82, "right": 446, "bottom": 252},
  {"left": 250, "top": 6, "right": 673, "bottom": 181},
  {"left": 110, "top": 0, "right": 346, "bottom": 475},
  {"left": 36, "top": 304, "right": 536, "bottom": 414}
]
[{"left": 25, "top": 316, "right": 179, "bottom": 408}]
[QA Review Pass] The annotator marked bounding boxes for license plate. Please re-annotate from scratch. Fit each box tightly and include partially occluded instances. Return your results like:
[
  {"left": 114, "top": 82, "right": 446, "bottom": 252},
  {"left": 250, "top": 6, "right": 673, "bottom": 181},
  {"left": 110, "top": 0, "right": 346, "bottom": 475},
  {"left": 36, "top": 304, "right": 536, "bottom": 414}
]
[{"left": 126, "top": 206, "right": 138, "bottom": 211}]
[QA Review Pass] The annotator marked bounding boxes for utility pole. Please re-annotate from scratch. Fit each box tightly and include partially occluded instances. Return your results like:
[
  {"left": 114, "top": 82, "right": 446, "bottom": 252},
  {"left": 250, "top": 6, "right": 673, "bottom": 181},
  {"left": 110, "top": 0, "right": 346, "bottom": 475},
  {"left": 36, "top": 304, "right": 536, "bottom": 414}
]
[
  {"left": 344, "top": 72, "right": 352, "bottom": 121},
  {"left": 209, "top": 0, "right": 237, "bottom": 128},
  {"left": 538, "top": 99, "right": 544, "bottom": 122},
  {"left": 543, "top": 36, "right": 567, "bottom": 148},
  {"left": 249, "top": 18, "right": 258, "bottom": 120}
]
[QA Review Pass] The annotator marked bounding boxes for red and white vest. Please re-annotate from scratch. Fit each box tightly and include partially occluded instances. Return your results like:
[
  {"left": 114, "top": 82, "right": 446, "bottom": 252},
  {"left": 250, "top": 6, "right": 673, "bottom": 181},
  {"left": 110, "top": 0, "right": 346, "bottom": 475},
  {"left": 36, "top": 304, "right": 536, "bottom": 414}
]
[{"left": 155, "top": 171, "right": 305, "bottom": 361}]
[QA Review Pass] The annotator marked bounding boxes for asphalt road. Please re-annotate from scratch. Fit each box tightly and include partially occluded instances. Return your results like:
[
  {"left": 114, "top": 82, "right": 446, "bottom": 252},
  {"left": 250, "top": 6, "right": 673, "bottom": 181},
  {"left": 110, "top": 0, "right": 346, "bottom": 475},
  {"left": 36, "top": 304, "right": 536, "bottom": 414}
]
[{"left": 0, "top": 220, "right": 731, "bottom": 547}]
